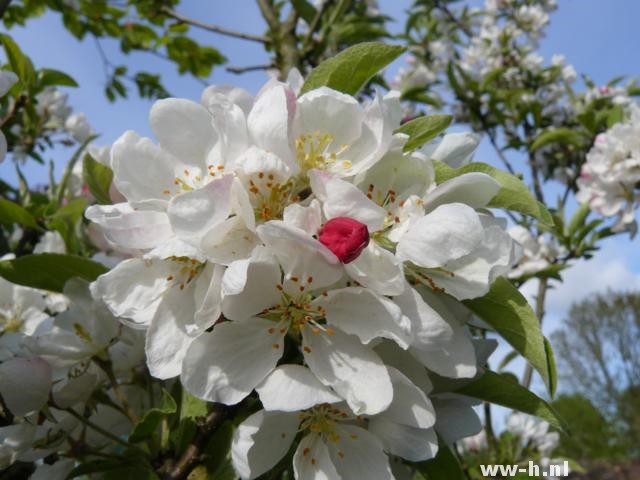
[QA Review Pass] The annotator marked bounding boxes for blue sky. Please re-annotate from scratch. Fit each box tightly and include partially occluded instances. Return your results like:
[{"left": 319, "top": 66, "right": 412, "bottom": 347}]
[{"left": 2, "top": 0, "right": 639, "bottom": 399}]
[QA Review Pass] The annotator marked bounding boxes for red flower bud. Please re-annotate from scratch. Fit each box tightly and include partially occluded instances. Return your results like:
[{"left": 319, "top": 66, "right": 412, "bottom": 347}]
[{"left": 318, "top": 217, "right": 369, "bottom": 264}]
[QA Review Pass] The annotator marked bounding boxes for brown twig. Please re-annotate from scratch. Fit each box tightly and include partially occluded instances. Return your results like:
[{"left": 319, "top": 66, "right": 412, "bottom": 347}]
[
  {"left": 160, "top": 404, "right": 231, "bottom": 480},
  {"left": 226, "top": 63, "right": 273, "bottom": 75},
  {"left": 162, "top": 7, "right": 269, "bottom": 44}
]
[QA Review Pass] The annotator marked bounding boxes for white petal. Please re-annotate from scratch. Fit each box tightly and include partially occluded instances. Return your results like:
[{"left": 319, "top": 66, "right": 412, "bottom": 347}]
[
  {"left": 0, "top": 70, "right": 18, "bottom": 97},
  {"left": 301, "top": 328, "right": 392, "bottom": 415},
  {"left": 293, "top": 434, "right": 340, "bottom": 480},
  {"left": 344, "top": 242, "right": 405, "bottom": 296},
  {"left": 221, "top": 255, "right": 282, "bottom": 320},
  {"left": 247, "top": 84, "right": 294, "bottom": 164},
  {"left": 423, "top": 172, "right": 500, "bottom": 212},
  {"left": 91, "top": 258, "right": 172, "bottom": 326},
  {"left": 314, "top": 287, "right": 412, "bottom": 348},
  {"left": 374, "top": 340, "right": 434, "bottom": 394},
  {"left": 283, "top": 199, "right": 322, "bottom": 234},
  {"left": 181, "top": 318, "right": 285, "bottom": 404},
  {"left": 231, "top": 410, "right": 299, "bottom": 479},
  {"left": 396, "top": 203, "right": 484, "bottom": 268},
  {"left": 381, "top": 367, "right": 435, "bottom": 429},
  {"left": 149, "top": 98, "right": 217, "bottom": 166},
  {"left": 309, "top": 169, "right": 386, "bottom": 231},
  {"left": 393, "top": 283, "right": 453, "bottom": 348},
  {"left": 85, "top": 203, "right": 173, "bottom": 250},
  {"left": 145, "top": 287, "right": 196, "bottom": 379},
  {"left": 328, "top": 425, "right": 394, "bottom": 480},
  {"left": 256, "top": 365, "right": 341, "bottom": 412},
  {"left": 111, "top": 130, "right": 177, "bottom": 203},
  {"left": 425, "top": 132, "right": 481, "bottom": 168},
  {"left": 193, "top": 263, "right": 224, "bottom": 331},
  {"left": 296, "top": 87, "right": 363, "bottom": 149},
  {"left": 433, "top": 394, "right": 482, "bottom": 444},
  {"left": 0, "top": 357, "right": 51, "bottom": 416},
  {"left": 167, "top": 174, "right": 233, "bottom": 240},
  {"left": 0, "top": 131, "right": 6, "bottom": 163},
  {"left": 368, "top": 418, "right": 438, "bottom": 462},
  {"left": 201, "top": 84, "right": 254, "bottom": 115}
]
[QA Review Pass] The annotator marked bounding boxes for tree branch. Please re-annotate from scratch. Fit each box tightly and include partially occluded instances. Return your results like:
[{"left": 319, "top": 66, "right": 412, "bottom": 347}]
[
  {"left": 226, "top": 63, "right": 273, "bottom": 75},
  {"left": 160, "top": 404, "right": 231, "bottom": 480},
  {"left": 162, "top": 7, "right": 269, "bottom": 44}
]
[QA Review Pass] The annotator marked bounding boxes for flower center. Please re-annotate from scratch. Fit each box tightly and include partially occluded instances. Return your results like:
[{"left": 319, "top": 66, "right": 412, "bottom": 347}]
[
  {"left": 295, "top": 131, "right": 352, "bottom": 174},
  {"left": 298, "top": 404, "right": 354, "bottom": 443},
  {"left": 318, "top": 217, "right": 369, "bottom": 263}
]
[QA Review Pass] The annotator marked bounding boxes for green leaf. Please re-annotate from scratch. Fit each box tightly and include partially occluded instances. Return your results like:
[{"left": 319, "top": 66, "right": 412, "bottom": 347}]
[
  {"left": 567, "top": 202, "right": 590, "bottom": 239},
  {"left": 129, "top": 389, "right": 177, "bottom": 443},
  {"left": 0, "top": 33, "right": 36, "bottom": 88},
  {"left": 0, "top": 198, "right": 39, "bottom": 229},
  {"left": 180, "top": 388, "right": 208, "bottom": 420},
  {"left": 291, "top": 0, "right": 318, "bottom": 24},
  {"left": 0, "top": 253, "right": 108, "bottom": 292},
  {"left": 530, "top": 127, "right": 582, "bottom": 152},
  {"left": 394, "top": 115, "right": 453, "bottom": 152},
  {"left": 83, "top": 154, "right": 114, "bottom": 204},
  {"left": 455, "top": 370, "right": 568, "bottom": 432},
  {"left": 544, "top": 337, "right": 558, "bottom": 398},
  {"left": 38, "top": 68, "right": 78, "bottom": 87},
  {"left": 414, "top": 443, "right": 465, "bottom": 480},
  {"left": 300, "top": 42, "right": 406, "bottom": 96},
  {"left": 464, "top": 277, "right": 553, "bottom": 394},
  {"left": 434, "top": 160, "right": 554, "bottom": 226}
]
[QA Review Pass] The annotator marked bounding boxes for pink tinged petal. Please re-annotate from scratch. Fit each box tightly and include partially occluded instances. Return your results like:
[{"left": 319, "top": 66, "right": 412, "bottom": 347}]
[
  {"left": 149, "top": 98, "right": 217, "bottom": 166},
  {"left": 247, "top": 85, "right": 294, "bottom": 164},
  {"left": 396, "top": 202, "right": 484, "bottom": 268},
  {"left": 309, "top": 170, "right": 386, "bottom": 231},
  {"left": 110, "top": 130, "right": 177, "bottom": 203},
  {"left": 0, "top": 357, "right": 52, "bottom": 416},
  {"left": 293, "top": 434, "right": 340, "bottom": 480},
  {"left": 344, "top": 243, "right": 405, "bottom": 296},
  {"left": 423, "top": 172, "right": 501, "bottom": 213},
  {"left": 167, "top": 174, "right": 233, "bottom": 240},
  {"left": 328, "top": 425, "right": 394, "bottom": 480},
  {"left": 90, "top": 258, "right": 174, "bottom": 327},
  {"left": 231, "top": 410, "right": 299, "bottom": 479},
  {"left": 301, "top": 327, "right": 392, "bottom": 415},
  {"left": 257, "top": 221, "right": 342, "bottom": 290},
  {"left": 368, "top": 418, "right": 438, "bottom": 462},
  {"left": 181, "top": 318, "right": 285, "bottom": 404},
  {"left": 256, "top": 365, "right": 341, "bottom": 412},
  {"left": 85, "top": 203, "right": 173, "bottom": 250},
  {"left": 314, "top": 287, "right": 412, "bottom": 349},
  {"left": 221, "top": 256, "right": 282, "bottom": 321}
]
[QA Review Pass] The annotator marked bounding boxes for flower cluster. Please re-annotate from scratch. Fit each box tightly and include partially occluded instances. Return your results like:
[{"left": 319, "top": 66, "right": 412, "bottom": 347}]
[
  {"left": 83, "top": 74, "right": 519, "bottom": 478},
  {"left": 0, "top": 251, "right": 146, "bottom": 476},
  {"left": 576, "top": 103, "right": 640, "bottom": 234}
]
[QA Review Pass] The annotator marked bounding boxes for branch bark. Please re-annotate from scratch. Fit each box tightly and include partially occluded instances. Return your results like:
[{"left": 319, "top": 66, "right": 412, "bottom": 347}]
[
  {"left": 160, "top": 404, "right": 231, "bottom": 480},
  {"left": 162, "top": 7, "right": 269, "bottom": 44}
]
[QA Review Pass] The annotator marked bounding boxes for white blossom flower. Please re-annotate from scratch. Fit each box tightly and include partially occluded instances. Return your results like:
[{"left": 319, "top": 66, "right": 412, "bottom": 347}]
[
  {"left": 231, "top": 365, "right": 436, "bottom": 479},
  {"left": 577, "top": 103, "right": 640, "bottom": 233}
]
